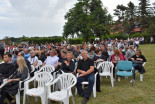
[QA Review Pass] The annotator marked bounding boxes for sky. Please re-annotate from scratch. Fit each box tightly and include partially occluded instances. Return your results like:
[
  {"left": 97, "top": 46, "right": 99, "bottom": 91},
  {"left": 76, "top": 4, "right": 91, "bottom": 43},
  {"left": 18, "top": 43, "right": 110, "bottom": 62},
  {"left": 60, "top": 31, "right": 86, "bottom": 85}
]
[{"left": 0, "top": 0, "right": 154, "bottom": 39}]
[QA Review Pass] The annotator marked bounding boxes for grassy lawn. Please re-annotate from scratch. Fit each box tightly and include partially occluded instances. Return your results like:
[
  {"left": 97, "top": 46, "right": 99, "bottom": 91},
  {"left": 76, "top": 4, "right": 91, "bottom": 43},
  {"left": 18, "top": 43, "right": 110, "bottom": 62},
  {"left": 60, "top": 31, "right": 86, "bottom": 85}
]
[{"left": 1, "top": 44, "right": 155, "bottom": 104}]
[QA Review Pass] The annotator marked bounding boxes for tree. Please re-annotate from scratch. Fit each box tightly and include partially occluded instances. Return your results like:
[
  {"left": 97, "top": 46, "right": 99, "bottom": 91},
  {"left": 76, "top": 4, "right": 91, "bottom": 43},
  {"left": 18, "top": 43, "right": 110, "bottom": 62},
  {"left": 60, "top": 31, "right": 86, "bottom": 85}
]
[{"left": 63, "top": 0, "right": 112, "bottom": 41}]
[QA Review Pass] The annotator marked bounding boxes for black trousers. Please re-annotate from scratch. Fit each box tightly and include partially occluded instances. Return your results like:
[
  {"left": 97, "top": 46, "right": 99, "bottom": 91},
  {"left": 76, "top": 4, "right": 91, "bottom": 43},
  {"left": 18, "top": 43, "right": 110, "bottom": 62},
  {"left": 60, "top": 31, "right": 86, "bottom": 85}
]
[
  {"left": 94, "top": 68, "right": 101, "bottom": 92},
  {"left": 0, "top": 91, "right": 13, "bottom": 104}
]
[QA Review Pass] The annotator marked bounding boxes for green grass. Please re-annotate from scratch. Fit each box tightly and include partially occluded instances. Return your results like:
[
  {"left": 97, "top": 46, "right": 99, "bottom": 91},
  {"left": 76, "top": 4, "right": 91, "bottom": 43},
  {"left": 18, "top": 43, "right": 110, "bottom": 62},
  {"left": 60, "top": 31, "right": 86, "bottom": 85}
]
[{"left": 2, "top": 44, "right": 155, "bottom": 104}]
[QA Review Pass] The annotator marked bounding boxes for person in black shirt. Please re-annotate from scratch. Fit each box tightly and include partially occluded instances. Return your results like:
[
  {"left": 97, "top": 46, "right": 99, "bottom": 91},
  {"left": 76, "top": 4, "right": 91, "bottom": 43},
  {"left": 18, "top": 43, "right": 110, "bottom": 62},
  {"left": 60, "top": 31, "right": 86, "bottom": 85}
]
[
  {"left": 61, "top": 52, "right": 75, "bottom": 73},
  {"left": 130, "top": 49, "right": 146, "bottom": 81},
  {"left": 100, "top": 45, "right": 109, "bottom": 61},
  {"left": 76, "top": 50, "right": 94, "bottom": 104},
  {"left": 0, "top": 53, "right": 16, "bottom": 78}
]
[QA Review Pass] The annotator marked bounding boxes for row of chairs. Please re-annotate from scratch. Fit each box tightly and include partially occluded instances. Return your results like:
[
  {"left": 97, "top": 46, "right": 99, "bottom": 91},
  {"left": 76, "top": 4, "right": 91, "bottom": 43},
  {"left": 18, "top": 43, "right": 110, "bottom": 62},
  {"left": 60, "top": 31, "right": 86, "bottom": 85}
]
[{"left": 15, "top": 60, "right": 146, "bottom": 104}]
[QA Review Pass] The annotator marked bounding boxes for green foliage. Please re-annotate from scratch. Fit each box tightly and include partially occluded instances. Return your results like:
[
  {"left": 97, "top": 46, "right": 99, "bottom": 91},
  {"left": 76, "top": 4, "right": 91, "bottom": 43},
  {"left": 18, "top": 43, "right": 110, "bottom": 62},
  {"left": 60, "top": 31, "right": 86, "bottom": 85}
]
[
  {"left": 63, "top": 0, "right": 112, "bottom": 41},
  {"left": 21, "top": 37, "right": 63, "bottom": 44},
  {"left": 68, "top": 38, "right": 84, "bottom": 44},
  {"left": 101, "top": 33, "right": 128, "bottom": 40}
]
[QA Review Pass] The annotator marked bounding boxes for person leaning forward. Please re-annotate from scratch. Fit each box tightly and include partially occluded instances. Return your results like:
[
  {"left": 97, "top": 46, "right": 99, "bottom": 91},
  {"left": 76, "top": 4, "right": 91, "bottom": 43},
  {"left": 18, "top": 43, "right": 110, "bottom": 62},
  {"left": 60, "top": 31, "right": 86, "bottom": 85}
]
[{"left": 76, "top": 50, "right": 94, "bottom": 104}]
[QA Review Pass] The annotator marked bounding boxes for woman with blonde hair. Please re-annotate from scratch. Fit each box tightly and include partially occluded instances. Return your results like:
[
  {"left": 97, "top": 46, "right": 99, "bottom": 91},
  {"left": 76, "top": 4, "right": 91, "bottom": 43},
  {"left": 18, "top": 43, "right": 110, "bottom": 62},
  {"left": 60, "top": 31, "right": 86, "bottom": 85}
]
[{"left": 0, "top": 56, "right": 29, "bottom": 104}]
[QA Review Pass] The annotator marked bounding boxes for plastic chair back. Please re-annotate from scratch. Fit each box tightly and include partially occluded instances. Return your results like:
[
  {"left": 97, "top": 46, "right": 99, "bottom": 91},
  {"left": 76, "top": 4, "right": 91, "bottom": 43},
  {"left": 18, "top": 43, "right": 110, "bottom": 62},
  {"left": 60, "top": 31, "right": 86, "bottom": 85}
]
[
  {"left": 97, "top": 61, "right": 114, "bottom": 73},
  {"left": 57, "top": 73, "right": 77, "bottom": 90},
  {"left": 117, "top": 61, "right": 132, "bottom": 71},
  {"left": 39, "top": 65, "right": 55, "bottom": 73},
  {"left": 35, "top": 72, "right": 53, "bottom": 88}
]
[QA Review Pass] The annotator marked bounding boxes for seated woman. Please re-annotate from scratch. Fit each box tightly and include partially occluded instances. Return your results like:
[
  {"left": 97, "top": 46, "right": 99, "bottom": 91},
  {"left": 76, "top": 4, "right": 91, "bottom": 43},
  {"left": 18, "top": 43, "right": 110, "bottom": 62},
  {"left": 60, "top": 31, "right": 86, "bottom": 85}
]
[
  {"left": 110, "top": 49, "right": 126, "bottom": 81},
  {"left": 60, "top": 51, "right": 75, "bottom": 73},
  {"left": 129, "top": 49, "right": 146, "bottom": 82},
  {"left": 0, "top": 56, "right": 29, "bottom": 104}
]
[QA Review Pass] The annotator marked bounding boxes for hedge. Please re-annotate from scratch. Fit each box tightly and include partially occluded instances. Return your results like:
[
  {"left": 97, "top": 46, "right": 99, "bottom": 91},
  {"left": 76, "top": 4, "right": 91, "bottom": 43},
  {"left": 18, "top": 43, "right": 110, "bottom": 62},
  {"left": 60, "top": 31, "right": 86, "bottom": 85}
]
[{"left": 21, "top": 37, "right": 63, "bottom": 44}]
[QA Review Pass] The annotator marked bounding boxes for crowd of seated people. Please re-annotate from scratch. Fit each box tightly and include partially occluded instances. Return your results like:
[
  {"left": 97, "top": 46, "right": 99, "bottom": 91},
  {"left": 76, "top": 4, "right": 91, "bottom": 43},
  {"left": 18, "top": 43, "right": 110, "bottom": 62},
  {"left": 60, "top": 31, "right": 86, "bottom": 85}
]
[{"left": 0, "top": 37, "right": 147, "bottom": 104}]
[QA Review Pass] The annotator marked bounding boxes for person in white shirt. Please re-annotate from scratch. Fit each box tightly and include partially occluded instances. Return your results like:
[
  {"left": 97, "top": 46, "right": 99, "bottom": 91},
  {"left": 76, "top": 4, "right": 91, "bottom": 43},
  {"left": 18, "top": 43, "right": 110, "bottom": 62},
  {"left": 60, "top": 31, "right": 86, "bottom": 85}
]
[
  {"left": 28, "top": 51, "right": 38, "bottom": 67},
  {"left": 135, "top": 39, "right": 140, "bottom": 49},
  {"left": 42, "top": 50, "right": 59, "bottom": 67}
]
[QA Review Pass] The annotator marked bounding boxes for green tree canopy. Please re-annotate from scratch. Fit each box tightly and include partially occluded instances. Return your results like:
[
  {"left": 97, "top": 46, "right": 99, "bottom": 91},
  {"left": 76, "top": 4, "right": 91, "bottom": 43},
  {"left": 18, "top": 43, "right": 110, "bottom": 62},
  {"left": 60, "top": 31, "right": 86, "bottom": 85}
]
[{"left": 63, "top": 0, "right": 112, "bottom": 41}]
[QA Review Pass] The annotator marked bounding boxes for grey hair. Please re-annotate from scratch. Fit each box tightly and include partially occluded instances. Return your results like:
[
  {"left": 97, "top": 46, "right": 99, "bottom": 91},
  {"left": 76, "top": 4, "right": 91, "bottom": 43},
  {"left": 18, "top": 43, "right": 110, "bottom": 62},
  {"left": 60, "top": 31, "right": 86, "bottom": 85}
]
[
  {"left": 81, "top": 49, "right": 88, "bottom": 53},
  {"left": 30, "top": 51, "right": 35, "bottom": 54}
]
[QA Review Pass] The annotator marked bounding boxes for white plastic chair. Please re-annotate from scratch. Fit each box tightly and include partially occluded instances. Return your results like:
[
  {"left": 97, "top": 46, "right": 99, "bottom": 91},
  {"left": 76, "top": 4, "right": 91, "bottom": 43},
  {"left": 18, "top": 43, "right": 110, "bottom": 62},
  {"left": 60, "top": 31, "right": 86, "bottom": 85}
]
[
  {"left": 75, "top": 72, "right": 98, "bottom": 98},
  {"left": 23, "top": 72, "right": 53, "bottom": 104},
  {"left": 46, "top": 73, "right": 77, "bottom": 104},
  {"left": 35, "top": 60, "right": 43, "bottom": 69},
  {"left": 97, "top": 61, "right": 114, "bottom": 87},
  {"left": 16, "top": 73, "right": 30, "bottom": 104}
]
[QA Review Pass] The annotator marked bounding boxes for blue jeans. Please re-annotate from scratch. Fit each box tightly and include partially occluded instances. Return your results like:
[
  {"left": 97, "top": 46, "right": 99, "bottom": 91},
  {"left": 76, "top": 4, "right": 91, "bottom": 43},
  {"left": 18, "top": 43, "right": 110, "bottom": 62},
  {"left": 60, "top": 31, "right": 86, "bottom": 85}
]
[
  {"left": 76, "top": 74, "right": 95, "bottom": 98},
  {"left": 133, "top": 63, "right": 139, "bottom": 80}
]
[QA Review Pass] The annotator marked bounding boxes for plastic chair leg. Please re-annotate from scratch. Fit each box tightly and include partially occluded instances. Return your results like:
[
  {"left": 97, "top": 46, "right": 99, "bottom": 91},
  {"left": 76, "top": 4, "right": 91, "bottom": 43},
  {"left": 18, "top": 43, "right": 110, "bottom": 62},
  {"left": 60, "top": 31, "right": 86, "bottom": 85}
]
[
  {"left": 110, "top": 76, "right": 114, "bottom": 87},
  {"left": 15, "top": 92, "right": 20, "bottom": 104},
  {"left": 71, "top": 95, "right": 75, "bottom": 104}
]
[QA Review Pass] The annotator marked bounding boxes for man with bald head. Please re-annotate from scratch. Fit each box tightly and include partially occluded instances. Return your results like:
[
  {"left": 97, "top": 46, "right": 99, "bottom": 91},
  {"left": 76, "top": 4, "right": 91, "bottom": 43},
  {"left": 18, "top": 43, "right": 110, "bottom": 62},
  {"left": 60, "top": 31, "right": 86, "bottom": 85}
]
[{"left": 76, "top": 50, "right": 94, "bottom": 104}]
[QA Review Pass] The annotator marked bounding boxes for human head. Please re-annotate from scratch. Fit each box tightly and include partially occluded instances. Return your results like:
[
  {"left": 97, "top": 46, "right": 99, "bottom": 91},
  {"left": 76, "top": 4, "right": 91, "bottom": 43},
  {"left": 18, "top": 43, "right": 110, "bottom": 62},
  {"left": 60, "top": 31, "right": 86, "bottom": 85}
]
[
  {"left": 129, "top": 45, "right": 134, "bottom": 50},
  {"left": 136, "top": 49, "right": 142, "bottom": 56},
  {"left": 100, "top": 45, "right": 105, "bottom": 51},
  {"left": 3, "top": 53, "right": 12, "bottom": 63},
  {"left": 23, "top": 48, "right": 29, "bottom": 54},
  {"left": 61, "top": 49, "right": 67, "bottom": 58},
  {"left": 18, "top": 52, "right": 24, "bottom": 57},
  {"left": 67, "top": 51, "right": 73, "bottom": 61},
  {"left": 81, "top": 50, "right": 88, "bottom": 60},
  {"left": 49, "top": 50, "right": 55, "bottom": 56},
  {"left": 30, "top": 51, "right": 36, "bottom": 57},
  {"left": 17, "top": 56, "right": 28, "bottom": 72},
  {"left": 114, "top": 49, "right": 120, "bottom": 56}
]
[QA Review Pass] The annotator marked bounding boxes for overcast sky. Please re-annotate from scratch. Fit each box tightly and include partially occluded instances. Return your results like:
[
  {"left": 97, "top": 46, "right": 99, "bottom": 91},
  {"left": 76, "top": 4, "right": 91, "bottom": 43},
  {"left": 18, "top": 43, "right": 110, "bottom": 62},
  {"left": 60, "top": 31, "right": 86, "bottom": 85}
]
[{"left": 0, "top": 0, "right": 154, "bottom": 39}]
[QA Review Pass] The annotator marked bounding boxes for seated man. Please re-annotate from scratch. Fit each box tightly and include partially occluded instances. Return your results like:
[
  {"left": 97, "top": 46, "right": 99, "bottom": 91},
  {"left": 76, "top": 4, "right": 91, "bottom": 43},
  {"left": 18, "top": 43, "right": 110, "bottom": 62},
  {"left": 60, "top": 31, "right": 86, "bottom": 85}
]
[
  {"left": 42, "top": 50, "right": 59, "bottom": 68},
  {"left": 28, "top": 51, "right": 38, "bottom": 67},
  {"left": 76, "top": 50, "right": 94, "bottom": 104},
  {"left": 0, "top": 53, "right": 16, "bottom": 78}
]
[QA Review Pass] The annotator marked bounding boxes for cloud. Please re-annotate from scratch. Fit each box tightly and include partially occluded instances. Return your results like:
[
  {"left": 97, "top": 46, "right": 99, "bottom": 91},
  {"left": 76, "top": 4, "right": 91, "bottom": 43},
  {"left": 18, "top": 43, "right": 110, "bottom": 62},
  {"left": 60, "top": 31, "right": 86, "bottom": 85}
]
[{"left": 0, "top": 0, "right": 154, "bottom": 39}]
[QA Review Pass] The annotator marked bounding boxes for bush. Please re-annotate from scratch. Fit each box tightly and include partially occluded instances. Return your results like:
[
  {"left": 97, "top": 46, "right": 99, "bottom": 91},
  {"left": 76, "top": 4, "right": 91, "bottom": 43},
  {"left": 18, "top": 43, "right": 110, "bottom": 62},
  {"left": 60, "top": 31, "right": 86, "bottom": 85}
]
[
  {"left": 21, "top": 37, "right": 63, "bottom": 44},
  {"left": 68, "top": 38, "right": 84, "bottom": 44}
]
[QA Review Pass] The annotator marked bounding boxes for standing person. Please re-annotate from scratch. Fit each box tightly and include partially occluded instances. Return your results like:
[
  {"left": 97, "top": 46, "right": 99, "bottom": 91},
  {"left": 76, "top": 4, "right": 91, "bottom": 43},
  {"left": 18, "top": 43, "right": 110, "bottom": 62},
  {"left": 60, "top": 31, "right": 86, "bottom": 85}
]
[
  {"left": 0, "top": 56, "right": 29, "bottom": 104},
  {"left": 135, "top": 39, "right": 140, "bottom": 49},
  {"left": 0, "top": 41, "right": 4, "bottom": 59},
  {"left": 76, "top": 50, "right": 94, "bottom": 104}
]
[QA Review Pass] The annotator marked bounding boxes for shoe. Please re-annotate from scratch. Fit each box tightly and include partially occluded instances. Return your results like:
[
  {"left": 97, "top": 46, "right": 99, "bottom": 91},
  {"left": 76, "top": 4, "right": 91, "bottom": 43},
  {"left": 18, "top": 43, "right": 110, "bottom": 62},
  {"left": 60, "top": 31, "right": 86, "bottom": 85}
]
[
  {"left": 10, "top": 101, "right": 16, "bottom": 104},
  {"left": 82, "top": 97, "right": 89, "bottom": 104},
  {"left": 130, "top": 79, "right": 135, "bottom": 83},
  {"left": 118, "top": 77, "right": 121, "bottom": 82},
  {"left": 96, "top": 89, "right": 101, "bottom": 92}
]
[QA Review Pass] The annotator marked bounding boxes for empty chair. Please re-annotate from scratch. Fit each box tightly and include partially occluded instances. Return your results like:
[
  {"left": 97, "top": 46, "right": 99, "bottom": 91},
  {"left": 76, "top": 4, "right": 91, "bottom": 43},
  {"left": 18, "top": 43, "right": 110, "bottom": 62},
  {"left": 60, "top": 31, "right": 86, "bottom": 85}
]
[
  {"left": 115, "top": 61, "right": 134, "bottom": 86},
  {"left": 46, "top": 73, "right": 77, "bottom": 104},
  {"left": 23, "top": 72, "right": 53, "bottom": 104},
  {"left": 97, "top": 61, "right": 114, "bottom": 87}
]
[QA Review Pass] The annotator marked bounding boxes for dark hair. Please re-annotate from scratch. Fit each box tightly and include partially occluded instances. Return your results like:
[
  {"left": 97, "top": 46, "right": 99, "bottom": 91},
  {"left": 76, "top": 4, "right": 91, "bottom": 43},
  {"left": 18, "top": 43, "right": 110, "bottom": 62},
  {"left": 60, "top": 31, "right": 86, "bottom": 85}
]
[{"left": 4, "top": 53, "right": 12, "bottom": 58}]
